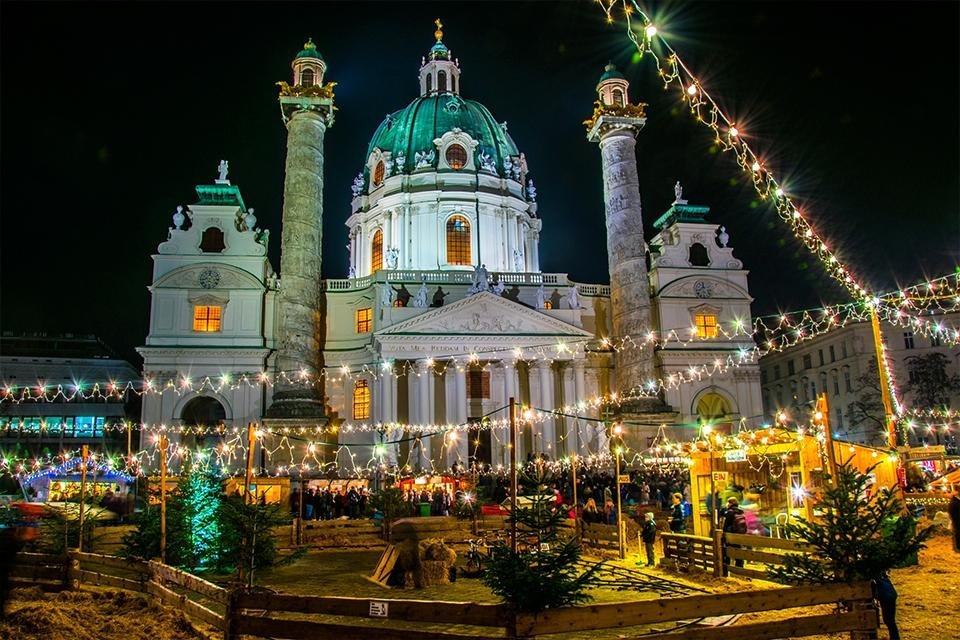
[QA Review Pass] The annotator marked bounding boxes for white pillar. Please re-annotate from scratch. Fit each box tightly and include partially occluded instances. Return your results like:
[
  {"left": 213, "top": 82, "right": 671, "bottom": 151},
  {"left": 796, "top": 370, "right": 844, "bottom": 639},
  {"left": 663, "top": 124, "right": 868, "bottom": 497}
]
[
  {"left": 379, "top": 368, "right": 398, "bottom": 466},
  {"left": 574, "top": 359, "right": 587, "bottom": 455},
  {"left": 383, "top": 211, "right": 393, "bottom": 261},
  {"left": 561, "top": 362, "right": 576, "bottom": 456},
  {"left": 535, "top": 361, "right": 555, "bottom": 457},
  {"left": 453, "top": 363, "right": 469, "bottom": 465},
  {"left": 416, "top": 360, "right": 433, "bottom": 470},
  {"left": 528, "top": 230, "right": 541, "bottom": 273}
]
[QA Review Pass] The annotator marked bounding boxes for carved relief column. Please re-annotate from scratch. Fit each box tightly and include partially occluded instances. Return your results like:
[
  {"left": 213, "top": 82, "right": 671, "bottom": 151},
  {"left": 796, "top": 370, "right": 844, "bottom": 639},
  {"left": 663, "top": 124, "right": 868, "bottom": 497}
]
[
  {"left": 267, "top": 78, "right": 335, "bottom": 419},
  {"left": 587, "top": 105, "right": 654, "bottom": 401}
]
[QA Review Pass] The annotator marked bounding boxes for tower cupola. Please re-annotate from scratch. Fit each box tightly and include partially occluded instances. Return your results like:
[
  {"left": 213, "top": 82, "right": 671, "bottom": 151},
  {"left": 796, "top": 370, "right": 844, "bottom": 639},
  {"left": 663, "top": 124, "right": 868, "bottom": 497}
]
[
  {"left": 596, "top": 62, "right": 629, "bottom": 107},
  {"left": 418, "top": 19, "right": 461, "bottom": 97},
  {"left": 291, "top": 38, "right": 326, "bottom": 87}
]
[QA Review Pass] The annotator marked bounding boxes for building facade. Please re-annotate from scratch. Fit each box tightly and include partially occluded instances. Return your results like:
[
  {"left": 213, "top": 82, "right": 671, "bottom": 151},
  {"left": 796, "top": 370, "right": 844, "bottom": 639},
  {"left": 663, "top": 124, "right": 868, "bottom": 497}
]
[
  {"left": 0, "top": 333, "right": 140, "bottom": 454},
  {"left": 138, "top": 28, "right": 764, "bottom": 472},
  {"left": 758, "top": 312, "right": 960, "bottom": 447}
]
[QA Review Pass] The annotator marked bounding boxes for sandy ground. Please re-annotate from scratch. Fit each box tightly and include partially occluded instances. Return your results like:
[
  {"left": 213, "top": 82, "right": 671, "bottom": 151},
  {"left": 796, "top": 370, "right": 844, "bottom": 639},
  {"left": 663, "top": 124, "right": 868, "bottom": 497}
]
[{"left": 4, "top": 532, "right": 955, "bottom": 639}]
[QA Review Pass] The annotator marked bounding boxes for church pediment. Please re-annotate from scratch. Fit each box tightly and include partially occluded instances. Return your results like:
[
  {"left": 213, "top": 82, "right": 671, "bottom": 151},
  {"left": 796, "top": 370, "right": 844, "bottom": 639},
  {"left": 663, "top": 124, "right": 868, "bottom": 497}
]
[
  {"left": 657, "top": 275, "right": 750, "bottom": 301},
  {"left": 376, "top": 292, "right": 593, "bottom": 338}
]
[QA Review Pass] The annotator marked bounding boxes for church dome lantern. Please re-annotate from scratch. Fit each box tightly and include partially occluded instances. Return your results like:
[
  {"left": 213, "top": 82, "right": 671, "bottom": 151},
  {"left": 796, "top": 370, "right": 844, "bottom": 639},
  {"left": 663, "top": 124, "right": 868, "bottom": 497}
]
[
  {"left": 596, "top": 62, "right": 630, "bottom": 107},
  {"left": 419, "top": 19, "right": 461, "bottom": 97},
  {"left": 292, "top": 38, "right": 326, "bottom": 87}
]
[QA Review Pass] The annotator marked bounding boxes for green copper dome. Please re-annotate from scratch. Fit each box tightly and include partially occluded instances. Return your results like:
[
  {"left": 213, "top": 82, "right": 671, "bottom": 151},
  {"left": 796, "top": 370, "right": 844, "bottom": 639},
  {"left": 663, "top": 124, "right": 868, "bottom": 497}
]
[
  {"left": 295, "top": 38, "right": 323, "bottom": 61},
  {"left": 364, "top": 94, "right": 519, "bottom": 178},
  {"left": 597, "top": 62, "right": 625, "bottom": 84}
]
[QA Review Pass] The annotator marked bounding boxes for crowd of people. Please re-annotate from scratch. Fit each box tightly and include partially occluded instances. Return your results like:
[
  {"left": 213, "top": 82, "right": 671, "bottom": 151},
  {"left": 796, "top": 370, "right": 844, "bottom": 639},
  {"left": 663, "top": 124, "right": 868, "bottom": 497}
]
[{"left": 291, "top": 485, "right": 369, "bottom": 520}]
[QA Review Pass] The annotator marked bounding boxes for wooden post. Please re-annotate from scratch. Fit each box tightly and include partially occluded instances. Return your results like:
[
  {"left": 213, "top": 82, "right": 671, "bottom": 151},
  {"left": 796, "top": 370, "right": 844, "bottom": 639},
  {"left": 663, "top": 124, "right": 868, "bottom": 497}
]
[
  {"left": 869, "top": 308, "right": 898, "bottom": 450},
  {"left": 509, "top": 397, "right": 518, "bottom": 555},
  {"left": 245, "top": 423, "right": 256, "bottom": 504},
  {"left": 297, "top": 470, "right": 304, "bottom": 545},
  {"left": 77, "top": 445, "right": 88, "bottom": 552},
  {"left": 126, "top": 421, "right": 133, "bottom": 469},
  {"left": 159, "top": 435, "right": 168, "bottom": 564},
  {"left": 613, "top": 424, "right": 624, "bottom": 560},
  {"left": 818, "top": 393, "right": 839, "bottom": 484},
  {"left": 571, "top": 451, "right": 578, "bottom": 527}
]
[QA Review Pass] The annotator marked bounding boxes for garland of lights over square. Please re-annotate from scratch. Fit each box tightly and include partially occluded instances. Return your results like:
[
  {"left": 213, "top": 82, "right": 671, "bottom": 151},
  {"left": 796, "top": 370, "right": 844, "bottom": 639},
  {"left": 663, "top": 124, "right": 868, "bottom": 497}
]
[{"left": 137, "top": 21, "right": 763, "bottom": 472}]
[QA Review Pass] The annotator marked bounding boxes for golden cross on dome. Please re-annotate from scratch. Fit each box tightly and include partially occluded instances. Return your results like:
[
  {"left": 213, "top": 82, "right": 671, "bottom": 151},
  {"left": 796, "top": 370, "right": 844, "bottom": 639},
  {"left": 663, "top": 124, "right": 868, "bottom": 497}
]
[{"left": 434, "top": 18, "right": 443, "bottom": 42}]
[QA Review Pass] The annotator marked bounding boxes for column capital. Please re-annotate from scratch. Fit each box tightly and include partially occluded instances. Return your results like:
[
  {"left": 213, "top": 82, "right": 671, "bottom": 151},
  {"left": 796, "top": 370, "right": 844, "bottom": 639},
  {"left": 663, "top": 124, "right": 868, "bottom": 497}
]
[{"left": 587, "top": 114, "right": 646, "bottom": 144}]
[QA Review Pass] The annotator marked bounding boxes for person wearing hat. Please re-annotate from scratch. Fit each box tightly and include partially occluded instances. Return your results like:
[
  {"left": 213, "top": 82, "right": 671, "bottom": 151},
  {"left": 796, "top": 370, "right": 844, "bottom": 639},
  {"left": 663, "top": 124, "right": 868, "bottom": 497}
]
[{"left": 722, "top": 497, "right": 747, "bottom": 569}]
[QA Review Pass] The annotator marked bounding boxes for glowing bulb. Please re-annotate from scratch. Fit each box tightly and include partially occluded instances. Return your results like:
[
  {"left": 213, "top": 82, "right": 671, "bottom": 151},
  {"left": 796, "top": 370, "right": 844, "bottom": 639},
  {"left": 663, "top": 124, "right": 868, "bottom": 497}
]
[
  {"left": 729, "top": 126, "right": 739, "bottom": 138},
  {"left": 751, "top": 161, "right": 760, "bottom": 172},
  {"left": 775, "top": 187, "right": 784, "bottom": 197},
  {"left": 686, "top": 84, "right": 697, "bottom": 96},
  {"left": 644, "top": 24, "right": 657, "bottom": 38}
]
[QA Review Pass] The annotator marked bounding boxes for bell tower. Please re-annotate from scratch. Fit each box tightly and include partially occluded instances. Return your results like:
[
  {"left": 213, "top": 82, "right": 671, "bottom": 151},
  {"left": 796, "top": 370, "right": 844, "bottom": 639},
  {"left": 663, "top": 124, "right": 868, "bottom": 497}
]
[{"left": 266, "top": 39, "right": 336, "bottom": 420}]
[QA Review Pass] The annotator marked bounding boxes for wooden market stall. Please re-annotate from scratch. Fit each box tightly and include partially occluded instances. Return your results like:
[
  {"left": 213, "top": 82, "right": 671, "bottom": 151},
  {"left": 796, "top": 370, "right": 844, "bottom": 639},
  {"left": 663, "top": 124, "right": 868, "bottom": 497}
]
[
  {"left": 223, "top": 476, "right": 291, "bottom": 505},
  {"left": 687, "top": 432, "right": 898, "bottom": 537}
]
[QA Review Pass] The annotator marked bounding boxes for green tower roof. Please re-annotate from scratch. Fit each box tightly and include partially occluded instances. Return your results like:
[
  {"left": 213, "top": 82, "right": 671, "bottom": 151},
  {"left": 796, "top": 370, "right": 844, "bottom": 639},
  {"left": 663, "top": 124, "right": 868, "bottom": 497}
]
[
  {"left": 364, "top": 94, "right": 519, "bottom": 177},
  {"left": 295, "top": 38, "right": 323, "bottom": 61},
  {"left": 598, "top": 62, "right": 625, "bottom": 84},
  {"left": 653, "top": 203, "right": 711, "bottom": 229}
]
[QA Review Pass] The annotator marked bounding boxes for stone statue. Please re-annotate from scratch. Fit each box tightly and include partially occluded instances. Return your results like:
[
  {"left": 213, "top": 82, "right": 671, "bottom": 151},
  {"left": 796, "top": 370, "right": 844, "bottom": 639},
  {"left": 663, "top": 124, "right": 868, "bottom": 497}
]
[
  {"left": 244, "top": 208, "right": 257, "bottom": 231},
  {"left": 477, "top": 151, "right": 496, "bottom": 173},
  {"left": 502, "top": 156, "right": 513, "bottom": 177},
  {"left": 267, "top": 273, "right": 279, "bottom": 290},
  {"left": 217, "top": 160, "right": 229, "bottom": 183},
  {"left": 536, "top": 284, "right": 546, "bottom": 309},
  {"left": 718, "top": 226, "right": 730, "bottom": 248},
  {"left": 526, "top": 178, "right": 537, "bottom": 201},
  {"left": 413, "top": 281, "right": 429, "bottom": 308},
  {"left": 492, "top": 279, "right": 506, "bottom": 296},
  {"left": 567, "top": 285, "right": 581, "bottom": 310},
  {"left": 500, "top": 121, "right": 508, "bottom": 132},
  {"left": 385, "top": 247, "right": 399, "bottom": 270},
  {"left": 468, "top": 264, "right": 490, "bottom": 294},
  {"left": 173, "top": 205, "right": 185, "bottom": 230},
  {"left": 415, "top": 149, "right": 435, "bottom": 169},
  {"left": 394, "top": 152, "right": 405, "bottom": 173},
  {"left": 673, "top": 180, "right": 685, "bottom": 204},
  {"left": 431, "top": 286, "right": 448, "bottom": 307},
  {"left": 383, "top": 157, "right": 394, "bottom": 177},
  {"left": 351, "top": 173, "right": 364, "bottom": 197},
  {"left": 513, "top": 248, "right": 524, "bottom": 272},
  {"left": 348, "top": 265, "right": 356, "bottom": 279},
  {"left": 380, "top": 282, "right": 394, "bottom": 307},
  {"left": 509, "top": 158, "right": 521, "bottom": 181}
]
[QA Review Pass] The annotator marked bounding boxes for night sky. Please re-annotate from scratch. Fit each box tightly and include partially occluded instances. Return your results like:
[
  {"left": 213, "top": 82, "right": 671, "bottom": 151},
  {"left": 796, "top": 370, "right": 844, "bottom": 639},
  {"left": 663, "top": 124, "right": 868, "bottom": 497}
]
[{"left": 1, "top": 1, "right": 957, "bottom": 365}]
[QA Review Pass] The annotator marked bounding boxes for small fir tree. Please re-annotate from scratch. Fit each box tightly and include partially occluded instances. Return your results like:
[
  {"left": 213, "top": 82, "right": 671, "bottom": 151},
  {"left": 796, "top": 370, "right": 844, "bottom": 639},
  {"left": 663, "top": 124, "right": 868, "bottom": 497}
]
[
  {"left": 768, "top": 462, "right": 932, "bottom": 584},
  {"left": 482, "top": 469, "right": 598, "bottom": 612},
  {"left": 218, "top": 496, "right": 301, "bottom": 588}
]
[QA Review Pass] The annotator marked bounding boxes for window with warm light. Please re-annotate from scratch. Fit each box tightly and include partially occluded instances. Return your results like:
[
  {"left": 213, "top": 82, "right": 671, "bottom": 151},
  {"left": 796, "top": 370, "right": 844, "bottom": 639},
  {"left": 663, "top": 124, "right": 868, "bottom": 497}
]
[
  {"left": 373, "top": 161, "right": 385, "bottom": 186},
  {"left": 543, "top": 301, "right": 553, "bottom": 310},
  {"left": 353, "top": 380, "right": 370, "bottom": 420},
  {"left": 193, "top": 305, "right": 222, "bottom": 332},
  {"left": 371, "top": 229, "right": 383, "bottom": 272},
  {"left": 300, "top": 67, "right": 315, "bottom": 87},
  {"left": 446, "top": 215, "right": 471, "bottom": 264},
  {"left": 694, "top": 313, "right": 717, "bottom": 338},
  {"left": 355, "top": 307, "right": 372, "bottom": 333},
  {"left": 445, "top": 144, "right": 467, "bottom": 170}
]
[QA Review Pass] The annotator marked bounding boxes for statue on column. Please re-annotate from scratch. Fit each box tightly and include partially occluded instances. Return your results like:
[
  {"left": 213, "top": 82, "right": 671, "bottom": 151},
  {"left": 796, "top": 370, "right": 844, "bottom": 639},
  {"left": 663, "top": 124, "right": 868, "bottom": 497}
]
[
  {"left": 385, "top": 247, "right": 399, "bottom": 270},
  {"left": 567, "top": 285, "right": 581, "bottom": 310},
  {"left": 216, "top": 160, "right": 230, "bottom": 184}
]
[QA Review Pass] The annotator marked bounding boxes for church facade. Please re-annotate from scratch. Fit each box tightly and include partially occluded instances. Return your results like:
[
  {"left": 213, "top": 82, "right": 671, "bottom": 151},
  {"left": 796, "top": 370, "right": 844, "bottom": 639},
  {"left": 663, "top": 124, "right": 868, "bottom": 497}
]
[{"left": 138, "top": 26, "right": 762, "bottom": 472}]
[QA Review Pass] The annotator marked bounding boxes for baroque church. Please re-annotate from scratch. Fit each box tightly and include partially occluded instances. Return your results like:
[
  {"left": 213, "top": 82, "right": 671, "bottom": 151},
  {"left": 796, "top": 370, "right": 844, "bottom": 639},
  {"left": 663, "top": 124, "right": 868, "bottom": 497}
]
[{"left": 139, "top": 24, "right": 762, "bottom": 472}]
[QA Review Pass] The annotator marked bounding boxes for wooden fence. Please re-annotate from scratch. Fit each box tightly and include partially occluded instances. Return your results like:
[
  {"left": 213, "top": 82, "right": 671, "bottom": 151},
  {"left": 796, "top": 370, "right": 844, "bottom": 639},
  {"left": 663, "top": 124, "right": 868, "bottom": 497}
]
[
  {"left": 722, "top": 532, "right": 810, "bottom": 581},
  {"left": 577, "top": 520, "right": 624, "bottom": 553},
  {"left": 661, "top": 532, "right": 720, "bottom": 575},
  {"left": 10, "top": 548, "right": 878, "bottom": 640}
]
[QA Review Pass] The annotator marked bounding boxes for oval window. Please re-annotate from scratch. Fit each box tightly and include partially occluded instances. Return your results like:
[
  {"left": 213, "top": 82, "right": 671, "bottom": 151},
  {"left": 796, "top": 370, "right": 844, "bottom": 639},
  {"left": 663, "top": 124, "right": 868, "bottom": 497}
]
[{"left": 445, "top": 144, "right": 467, "bottom": 170}]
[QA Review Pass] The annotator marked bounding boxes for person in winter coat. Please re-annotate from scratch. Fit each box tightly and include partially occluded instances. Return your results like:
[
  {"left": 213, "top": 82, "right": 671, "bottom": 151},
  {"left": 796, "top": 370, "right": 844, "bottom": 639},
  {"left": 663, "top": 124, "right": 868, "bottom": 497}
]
[
  {"left": 669, "top": 493, "right": 686, "bottom": 533},
  {"left": 722, "top": 497, "right": 747, "bottom": 568},
  {"left": 641, "top": 512, "right": 658, "bottom": 567}
]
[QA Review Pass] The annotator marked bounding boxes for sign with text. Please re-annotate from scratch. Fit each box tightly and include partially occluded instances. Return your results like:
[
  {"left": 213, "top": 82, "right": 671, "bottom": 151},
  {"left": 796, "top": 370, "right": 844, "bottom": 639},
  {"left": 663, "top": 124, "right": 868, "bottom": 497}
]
[
  {"left": 369, "top": 601, "right": 389, "bottom": 618},
  {"left": 724, "top": 449, "right": 748, "bottom": 462},
  {"left": 712, "top": 471, "right": 729, "bottom": 484},
  {"left": 618, "top": 474, "right": 631, "bottom": 484}
]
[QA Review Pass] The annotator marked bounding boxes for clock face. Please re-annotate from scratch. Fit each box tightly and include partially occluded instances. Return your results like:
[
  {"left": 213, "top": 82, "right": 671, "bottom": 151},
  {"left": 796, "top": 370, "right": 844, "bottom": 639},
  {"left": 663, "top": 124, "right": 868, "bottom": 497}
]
[
  {"left": 694, "top": 280, "right": 714, "bottom": 298},
  {"left": 198, "top": 268, "right": 221, "bottom": 289}
]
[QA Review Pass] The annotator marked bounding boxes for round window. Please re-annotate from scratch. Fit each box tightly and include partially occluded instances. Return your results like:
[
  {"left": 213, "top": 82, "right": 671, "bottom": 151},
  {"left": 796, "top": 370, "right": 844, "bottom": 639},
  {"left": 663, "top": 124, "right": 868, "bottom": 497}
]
[{"left": 445, "top": 144, "right": 467, "bottom": 170}]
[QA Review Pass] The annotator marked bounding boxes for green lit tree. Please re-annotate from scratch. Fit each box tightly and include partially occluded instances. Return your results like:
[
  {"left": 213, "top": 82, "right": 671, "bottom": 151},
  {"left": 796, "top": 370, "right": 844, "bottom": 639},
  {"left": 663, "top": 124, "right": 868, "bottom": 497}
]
[
  {"left": 482, "top": 469, "right": 598, "bottom": 612},
  {"left": 768, "top": 462, "right": 932, "bottom": 584}
]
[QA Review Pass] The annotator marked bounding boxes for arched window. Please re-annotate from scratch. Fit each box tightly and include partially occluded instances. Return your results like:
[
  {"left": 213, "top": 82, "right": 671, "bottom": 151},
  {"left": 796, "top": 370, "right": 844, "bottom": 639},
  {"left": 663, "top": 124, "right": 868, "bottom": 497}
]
[
  {"left": 352, "top": 380, "right": 370, "bottom": 420},
  {"left": 371, "top": 229, "right": 383, "bottom": 272},
  {"left": 445, "top": 144, "right": 467, "bottom": 170},
  {"left": 373, "top": 161, "right": 385, "bottom": 186},
  {"left": 612, "top": 88, "right": 624, "bottom": 107},
  {"left": 200, "top": 227, "right": 225, "bottom": 253},
  {"left": 446, "top": 215, "right": 471, "bottom": 265},
  {"left": 452, "top": 75, "right": 457, "bottom": 94},
  {"left": 426, "top": 73, "right": 433, "bottom": 93},
  {"left": 688, "top": 242, "right": 710, "bottom": 266},
  {"left": 300, "top": 67, "right": 315, "bottom": 87},
  {"left": 697, "top": 392, "right": 733, "bottom": 432},
  {"left": 438, "top": 70, "right": 447, "bottom": 93}
]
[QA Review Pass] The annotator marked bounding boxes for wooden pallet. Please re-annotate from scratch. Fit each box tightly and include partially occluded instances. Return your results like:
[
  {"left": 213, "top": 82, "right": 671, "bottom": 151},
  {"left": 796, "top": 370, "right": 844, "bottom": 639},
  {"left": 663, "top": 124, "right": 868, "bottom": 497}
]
[{"left": 366, "top": 544, "right": 399, "bottom": 587}]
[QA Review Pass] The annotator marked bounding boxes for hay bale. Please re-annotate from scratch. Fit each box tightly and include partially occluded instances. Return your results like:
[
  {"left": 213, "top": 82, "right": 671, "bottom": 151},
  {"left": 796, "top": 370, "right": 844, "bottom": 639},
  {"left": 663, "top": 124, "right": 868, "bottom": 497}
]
[
  {"left": 417, "top": 560, "right": 450, "bottom": 587},
  {"left": 394, "top": 537, "right": 457, "bottom": 588}
]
